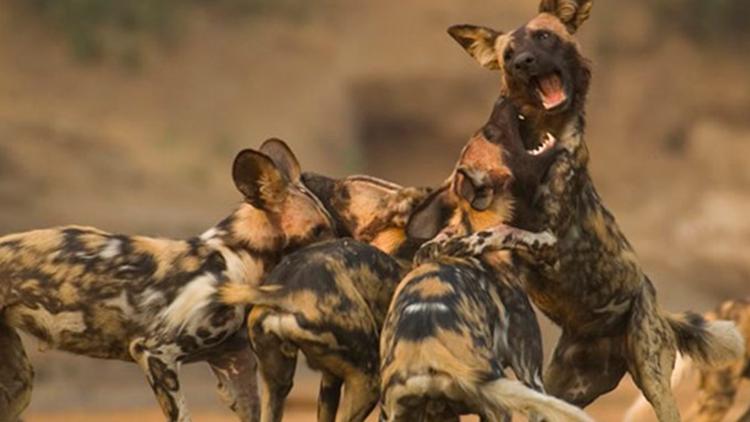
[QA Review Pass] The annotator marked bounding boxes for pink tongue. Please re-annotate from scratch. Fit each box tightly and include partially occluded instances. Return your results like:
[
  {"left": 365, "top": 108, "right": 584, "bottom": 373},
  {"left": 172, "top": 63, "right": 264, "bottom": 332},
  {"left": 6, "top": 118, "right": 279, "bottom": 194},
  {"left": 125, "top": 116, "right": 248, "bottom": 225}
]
[{"left": 538, "top": 75, "right": 566, "bottom": 109}]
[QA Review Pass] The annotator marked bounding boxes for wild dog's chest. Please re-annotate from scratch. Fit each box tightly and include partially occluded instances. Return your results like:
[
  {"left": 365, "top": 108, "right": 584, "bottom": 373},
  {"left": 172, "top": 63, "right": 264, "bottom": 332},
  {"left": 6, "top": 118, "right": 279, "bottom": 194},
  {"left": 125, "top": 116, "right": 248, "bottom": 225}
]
[{"left": 530, "top": 172, "right": 644, "bottom": 334}]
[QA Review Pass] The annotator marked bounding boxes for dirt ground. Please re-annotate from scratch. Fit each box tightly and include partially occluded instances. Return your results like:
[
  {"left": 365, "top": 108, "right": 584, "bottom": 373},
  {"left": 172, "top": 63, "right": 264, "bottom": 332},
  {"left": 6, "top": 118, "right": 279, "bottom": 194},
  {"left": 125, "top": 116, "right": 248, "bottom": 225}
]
[{"left": 22, "top": 376, "right": 750, "bottom": 421}]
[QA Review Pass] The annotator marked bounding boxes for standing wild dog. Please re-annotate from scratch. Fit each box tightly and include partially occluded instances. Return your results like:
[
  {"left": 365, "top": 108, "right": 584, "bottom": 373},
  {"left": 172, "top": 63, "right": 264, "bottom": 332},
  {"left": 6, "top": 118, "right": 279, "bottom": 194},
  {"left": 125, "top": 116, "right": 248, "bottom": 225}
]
[
  {"left": 0, "top": 139, "right": 334, "bottom": 421},
  {"left": 624, "top": 297, "right": 750, "bottom": 422},
  {"left": 220, "top": 174, "right": 432, "bottom": 422},
  {"left": 425, "top": 0, "right": 746, "bottom": 420},
  {"left": 378, "top": 99, "right": 593, "bottom": 422}
]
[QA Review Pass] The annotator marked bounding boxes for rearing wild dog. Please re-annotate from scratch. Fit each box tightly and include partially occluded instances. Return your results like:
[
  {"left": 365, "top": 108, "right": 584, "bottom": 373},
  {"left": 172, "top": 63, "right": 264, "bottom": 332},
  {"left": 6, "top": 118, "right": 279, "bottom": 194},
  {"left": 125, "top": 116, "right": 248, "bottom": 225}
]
[
  {"left": 220, "top": 174, "right": 432, "bottom": 422},
  {"left": 0, "top": 139, "right": 334, "bottom": 421},
  {"left": 378, "top": 98, "right": 593, "bottom": 422},
  {"left": 426, "top": 1, "right": 745, "bottom": 420}
]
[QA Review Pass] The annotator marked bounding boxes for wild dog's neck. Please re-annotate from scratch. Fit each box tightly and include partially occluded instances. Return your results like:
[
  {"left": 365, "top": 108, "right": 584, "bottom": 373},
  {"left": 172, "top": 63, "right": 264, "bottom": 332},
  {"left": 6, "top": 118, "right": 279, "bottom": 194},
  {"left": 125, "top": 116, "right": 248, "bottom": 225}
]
[{"left": 201, "top": 204, "right": 284, "bottom": 260}]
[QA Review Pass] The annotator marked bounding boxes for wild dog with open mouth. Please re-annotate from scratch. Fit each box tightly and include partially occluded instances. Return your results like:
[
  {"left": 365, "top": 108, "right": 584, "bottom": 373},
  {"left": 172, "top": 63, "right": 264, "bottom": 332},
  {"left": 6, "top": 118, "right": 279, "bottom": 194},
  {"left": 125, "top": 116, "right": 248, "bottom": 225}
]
[
  {"left": 378, "top": 99, "right": 593, "bottom": 422},
  {"left": 0, "top": 139, "right": 334, "bottom": 421},
  {"left": 426, "top": 1, "right": 746, "bottom": 420},
  {"left": 219, "top": 174, "right": 431, "bottom": 422},
  {"left": 624, "top": 297, "right": 750, "bottom": 422}
]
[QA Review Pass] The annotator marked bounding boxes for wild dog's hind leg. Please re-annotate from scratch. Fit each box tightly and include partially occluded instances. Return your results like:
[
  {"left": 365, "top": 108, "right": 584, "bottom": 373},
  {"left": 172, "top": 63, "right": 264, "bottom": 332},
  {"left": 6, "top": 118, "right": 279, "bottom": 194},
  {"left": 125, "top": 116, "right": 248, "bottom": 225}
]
[
  {"left": 544, "top": 333, "right": 627, "bottom": 408},
  {"left": 130, "top": 339, "right": 190, "bottom": 422},
  {"left": 206, "top": 333, "right": 260, "bottom": 422},
  {"left": 318, "top": 371, "right": 343, "bottom": 422},
  {"left": 625, "top": 291, "right": 681, "bottom": 422},
  {"left": 335, "top": 372, "right": 379, "bottom": 422},
  {"left": 0, "top": 322, "right": 33, "bottom": 422},
  {"left": 249, "top": 317, "right": 298, "bottom": 422}
]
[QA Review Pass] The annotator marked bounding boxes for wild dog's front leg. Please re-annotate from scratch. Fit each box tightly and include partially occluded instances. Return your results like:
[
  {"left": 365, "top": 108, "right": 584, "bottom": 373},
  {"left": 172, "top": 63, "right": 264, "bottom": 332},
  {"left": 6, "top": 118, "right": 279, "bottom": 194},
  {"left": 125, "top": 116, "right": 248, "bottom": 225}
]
[
  {"left": 415, "top": 225, "right": 557, "bottom": 266},
  {"left": 317, "top": 371, "right": 343, "bottom": 422},
  {"left": 206, "top": 334, "right": 260, "bottom": 422},
  {"left": 130, "top": 339, "right": 190, "bottom": 422},
  {"left": 0, "top": 322, "right": 33, "bottom": 422},
  {"left": 334, "top": 372, "right": 379, "bottom": 422},
  {"left": 544, "top": 333, "right": 627, "bottom": 408}
]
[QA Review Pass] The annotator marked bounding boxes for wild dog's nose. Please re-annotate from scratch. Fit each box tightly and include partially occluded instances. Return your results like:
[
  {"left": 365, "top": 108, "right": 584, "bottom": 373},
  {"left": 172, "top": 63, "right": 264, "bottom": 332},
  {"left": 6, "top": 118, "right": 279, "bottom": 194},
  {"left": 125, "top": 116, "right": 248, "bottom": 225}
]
[{"left": 512, "top": 52, "right": 537, "bottom": 74}]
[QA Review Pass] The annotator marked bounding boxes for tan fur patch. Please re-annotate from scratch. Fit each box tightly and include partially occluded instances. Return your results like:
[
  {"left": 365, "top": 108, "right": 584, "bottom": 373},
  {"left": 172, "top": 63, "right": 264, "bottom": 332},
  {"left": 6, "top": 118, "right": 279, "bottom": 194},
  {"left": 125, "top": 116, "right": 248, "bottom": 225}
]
[
  {"left": 230, "top": 205, "right": 282, "bottom": 251},
  {"left": 370, "top": 228, "right": 406, "bottom": 255},
  {"left": 527, "top": 13, "right": 577, "bottom": 44}
]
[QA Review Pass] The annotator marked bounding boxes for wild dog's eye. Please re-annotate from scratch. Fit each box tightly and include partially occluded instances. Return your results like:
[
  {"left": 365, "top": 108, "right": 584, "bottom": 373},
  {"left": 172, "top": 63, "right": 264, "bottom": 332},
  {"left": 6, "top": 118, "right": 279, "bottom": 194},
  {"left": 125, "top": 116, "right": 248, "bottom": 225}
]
[
  {"left": 503, "top": 48, "right": 514, "bottom": 62},
  {"left": 534, "top": 30, "right": 552, "bottom": 41}
]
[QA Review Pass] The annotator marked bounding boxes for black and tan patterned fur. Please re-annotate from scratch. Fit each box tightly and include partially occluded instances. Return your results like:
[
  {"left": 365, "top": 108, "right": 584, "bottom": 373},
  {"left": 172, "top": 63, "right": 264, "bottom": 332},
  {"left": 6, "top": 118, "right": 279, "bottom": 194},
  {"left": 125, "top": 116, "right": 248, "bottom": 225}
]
[
  {"left": 378, "top": 99, "right": 592, "bottom": 422},
  {"left": 0, "top": 139, "right": 334, "bottom": 421},
  {"left": 220, "top": 174, "right": 431, "bottom": 422},
  {"left": 431, "top": 1, "right": 745, "bottom": 421},
  {"left": 625, "top": 297, "right": 750, "bottom": 422}
]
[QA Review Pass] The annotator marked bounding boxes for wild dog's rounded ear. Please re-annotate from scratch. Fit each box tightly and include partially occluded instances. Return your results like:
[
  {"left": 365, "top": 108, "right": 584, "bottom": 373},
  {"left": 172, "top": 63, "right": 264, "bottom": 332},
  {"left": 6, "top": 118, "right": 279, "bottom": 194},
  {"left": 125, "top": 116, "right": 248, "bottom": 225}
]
[
  {"left": 447, "top": 24, "right": 502, "bottom": 70},
  {"left": 232, "top": 149, "right": 288, "bottom": 210},
  {"left": 259, "top": 138, "right": 301, "bottom": 182},
  {"left": 406, "top": 187, "right": 453, "bottom": 241},
  {"left": 454, "top": 168, "right": 494, "bottom": 211},
  {"left": 539, "top": 0, "right": 593, "bottom": 34}
]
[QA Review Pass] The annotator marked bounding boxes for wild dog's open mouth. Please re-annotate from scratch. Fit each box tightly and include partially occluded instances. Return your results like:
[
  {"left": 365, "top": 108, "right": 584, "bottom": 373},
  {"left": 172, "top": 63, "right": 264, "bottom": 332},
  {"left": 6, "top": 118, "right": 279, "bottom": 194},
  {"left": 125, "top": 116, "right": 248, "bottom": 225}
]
[
  {"left": 534, "top": 72, "right": 568, "bottom": 110},
  {"left": 526, "top": 132, "right": 557, "bottom": 156}
]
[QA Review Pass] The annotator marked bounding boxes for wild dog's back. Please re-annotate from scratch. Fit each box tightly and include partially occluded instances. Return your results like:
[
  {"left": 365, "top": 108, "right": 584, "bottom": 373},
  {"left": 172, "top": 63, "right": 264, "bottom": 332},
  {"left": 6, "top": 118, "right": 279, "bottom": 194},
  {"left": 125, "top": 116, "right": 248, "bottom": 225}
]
[
  {"left": 246, "top": 238, "right": 407, "bottom": 369},
  {"left": 379, "top": 258, "right": 507, "bottom": 419}
]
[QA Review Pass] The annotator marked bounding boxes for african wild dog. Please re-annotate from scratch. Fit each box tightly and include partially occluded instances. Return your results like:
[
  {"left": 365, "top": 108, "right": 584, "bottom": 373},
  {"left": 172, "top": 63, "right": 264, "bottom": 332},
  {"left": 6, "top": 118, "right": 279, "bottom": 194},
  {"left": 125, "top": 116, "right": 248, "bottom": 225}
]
[
  {"left": 378, "top": 98, "right": 592, "bottom": 422},
  {"left": 220, "top": 175, "right": 432, "bottom": 422},
  {"left": 0, "top": 139, "right": 334, "bottom": 421},
  {"left": 624, "top": 297, "right": 750, "bottom": 422},
  {"left": 421, "top": 0, "right": 746, "bottom": 420}
]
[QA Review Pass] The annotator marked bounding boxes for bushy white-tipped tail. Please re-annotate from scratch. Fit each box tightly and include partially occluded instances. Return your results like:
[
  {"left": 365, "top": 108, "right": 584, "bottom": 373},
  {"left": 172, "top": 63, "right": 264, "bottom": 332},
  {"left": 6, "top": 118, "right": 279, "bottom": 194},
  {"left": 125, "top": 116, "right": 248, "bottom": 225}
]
[
  {"left": 667, "top": 313, "right": 745, "bottom": 367},
  {"left": 622, "top": 353, "right": 693, "bottom": 422},
  {"left": 480, "top": 378, "right": 595, "bottom": 422}
]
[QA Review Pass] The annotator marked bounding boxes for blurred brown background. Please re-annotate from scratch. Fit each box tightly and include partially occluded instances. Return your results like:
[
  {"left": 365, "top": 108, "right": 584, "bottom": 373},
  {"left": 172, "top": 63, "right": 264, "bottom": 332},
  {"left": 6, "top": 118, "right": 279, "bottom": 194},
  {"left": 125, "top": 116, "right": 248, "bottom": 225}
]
[{"left": 0, "top": 0, "right": 748, "bottom": 420}]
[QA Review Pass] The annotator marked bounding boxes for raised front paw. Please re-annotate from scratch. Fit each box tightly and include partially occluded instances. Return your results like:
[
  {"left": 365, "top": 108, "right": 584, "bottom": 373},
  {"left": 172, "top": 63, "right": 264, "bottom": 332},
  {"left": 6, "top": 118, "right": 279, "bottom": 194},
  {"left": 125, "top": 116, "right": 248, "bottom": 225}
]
[{"left": 414, "top": 239, "right": 446, "bottom": 265}]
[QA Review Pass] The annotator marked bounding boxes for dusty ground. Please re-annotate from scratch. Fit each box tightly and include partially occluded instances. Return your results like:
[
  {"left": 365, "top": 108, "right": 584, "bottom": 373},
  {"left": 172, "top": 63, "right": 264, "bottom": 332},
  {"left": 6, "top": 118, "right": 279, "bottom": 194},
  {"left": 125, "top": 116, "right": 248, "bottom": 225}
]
[{"left": 22, "top": 374, "right": 750, "bottom": 421}]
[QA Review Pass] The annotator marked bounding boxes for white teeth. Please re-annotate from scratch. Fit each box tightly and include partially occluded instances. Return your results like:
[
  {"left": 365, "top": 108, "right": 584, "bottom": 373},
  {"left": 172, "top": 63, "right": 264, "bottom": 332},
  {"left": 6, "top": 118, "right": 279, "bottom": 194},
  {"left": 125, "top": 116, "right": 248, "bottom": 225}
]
[{"left": 527, "top": 133, "right": 557, "bottom": 156}]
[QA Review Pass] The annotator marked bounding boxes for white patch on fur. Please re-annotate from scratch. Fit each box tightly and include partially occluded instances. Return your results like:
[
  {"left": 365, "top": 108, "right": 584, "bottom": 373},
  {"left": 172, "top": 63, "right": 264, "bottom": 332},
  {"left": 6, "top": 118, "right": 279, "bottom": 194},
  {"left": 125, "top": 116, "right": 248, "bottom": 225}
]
[
  {"left": 160, "top": 273, "right": 218, "bottom": 333},
  {"left": 104, "top": 291, "right": 135, "bottom": 318},
  {"left": 140, "top": 288, "right": 164, "bottom": 309},
  {"left": 593, "top": 296, "right": 631, "bottom": 315},
  {"left": 261, "top": 314, "right": 335, "bottom": 346},
  {"left": 200, "top": 227, "right": 220, "bottom": 241},
  {"left": 700, "top": 320, "right": 746, "bottom": 366},
  {"left": 404, "top": 302, "right": 450, "bottom": 314},
  {"left": 480, "top": 378, "right": 595, "bottom": 422},
  {"left": 99, "top": 238, "right": 121, "bottom": 259}
]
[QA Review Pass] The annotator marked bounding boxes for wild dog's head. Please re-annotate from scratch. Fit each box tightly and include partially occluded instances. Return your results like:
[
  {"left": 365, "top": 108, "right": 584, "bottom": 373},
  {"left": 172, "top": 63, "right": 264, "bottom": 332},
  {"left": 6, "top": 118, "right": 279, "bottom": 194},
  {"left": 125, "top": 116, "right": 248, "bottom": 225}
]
[
  {"left": 448, "top": 0, "right": 592, "bottom": 141},
  {"left": 301, "top": 172, "right": 431, "bottom": 258},
  {"left": 406, "top": 98, "right": 557, "bottom": 241},
  {"left": 230, "top": 138, "right": 334, "bottom": 252}
]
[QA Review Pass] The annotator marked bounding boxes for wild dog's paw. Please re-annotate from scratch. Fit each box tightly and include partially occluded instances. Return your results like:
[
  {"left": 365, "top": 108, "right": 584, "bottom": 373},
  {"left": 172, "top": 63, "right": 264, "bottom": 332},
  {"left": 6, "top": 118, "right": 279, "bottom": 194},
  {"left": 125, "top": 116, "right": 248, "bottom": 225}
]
[{"left": 413, "top": 227, "right": 463, "bottom": 264}]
